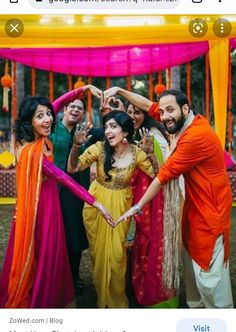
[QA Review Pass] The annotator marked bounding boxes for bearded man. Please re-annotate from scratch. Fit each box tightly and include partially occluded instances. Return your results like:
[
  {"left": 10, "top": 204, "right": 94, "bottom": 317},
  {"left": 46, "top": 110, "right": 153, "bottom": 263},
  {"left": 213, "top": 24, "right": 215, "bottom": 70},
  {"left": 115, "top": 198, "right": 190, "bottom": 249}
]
[{"left": 118, "top": 89, "right": 233, "bottom": 309}]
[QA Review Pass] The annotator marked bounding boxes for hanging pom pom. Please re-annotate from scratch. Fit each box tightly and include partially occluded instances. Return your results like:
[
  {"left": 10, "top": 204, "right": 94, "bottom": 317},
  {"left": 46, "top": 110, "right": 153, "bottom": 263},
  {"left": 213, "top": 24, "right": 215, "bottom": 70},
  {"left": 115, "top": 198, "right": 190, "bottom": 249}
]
[
  {"left": 2, "top": 106, "right": 9, "bottom": 113},
  {"left": 1, "top": 62, "right": 12, "bottom": 113},
  {"left": 74, "top": 76, "right": 85, "bottom": 89},
  {"left": 1, "top": 62, "right": 12, "bottom": 88},
  {"left": 154, "top": 83, "right": 166, "bottom": 96}
]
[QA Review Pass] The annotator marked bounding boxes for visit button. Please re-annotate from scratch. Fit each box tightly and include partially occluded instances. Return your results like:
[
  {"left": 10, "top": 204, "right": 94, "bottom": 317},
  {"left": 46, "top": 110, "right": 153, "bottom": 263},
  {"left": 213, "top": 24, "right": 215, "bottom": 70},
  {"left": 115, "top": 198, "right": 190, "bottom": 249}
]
[{"left": 176, "top": 319, "right": 227, "bottom": 332}]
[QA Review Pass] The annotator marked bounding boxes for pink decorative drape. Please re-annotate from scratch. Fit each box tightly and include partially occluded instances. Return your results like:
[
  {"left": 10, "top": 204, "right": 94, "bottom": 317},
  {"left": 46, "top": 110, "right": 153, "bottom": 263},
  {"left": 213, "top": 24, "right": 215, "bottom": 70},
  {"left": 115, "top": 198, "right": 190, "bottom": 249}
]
[
  {"left": 1, "top": 39, "right": 235, "bottom": 77},
  {"left": 0, "top": 42, "right": 209, "bottom": 77},
  {"left": 230, "top": 39, "right": 236, "bottom": 48}
]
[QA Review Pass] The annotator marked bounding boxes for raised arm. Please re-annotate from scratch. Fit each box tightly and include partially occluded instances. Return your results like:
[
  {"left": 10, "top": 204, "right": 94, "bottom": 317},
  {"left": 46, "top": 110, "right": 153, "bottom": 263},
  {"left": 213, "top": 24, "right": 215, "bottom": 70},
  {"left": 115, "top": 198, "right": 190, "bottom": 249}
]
[
  {"left": 67, "top": 123, "right": 95, "bottom": 174},
  {"left": 52, "top": 88, "right": 84, "bottom": 115},
  {"left": 103, "top": 87, "right": 153, "bottom": 113},
  {"left": 137, "top": 130, "right": 159, "bottom": 174},
  {"left": 67, "top": 142, "right": 81, "bottom": 173},
  {"left": 53, "top": 85, "right": 103, "bottom": 115}
]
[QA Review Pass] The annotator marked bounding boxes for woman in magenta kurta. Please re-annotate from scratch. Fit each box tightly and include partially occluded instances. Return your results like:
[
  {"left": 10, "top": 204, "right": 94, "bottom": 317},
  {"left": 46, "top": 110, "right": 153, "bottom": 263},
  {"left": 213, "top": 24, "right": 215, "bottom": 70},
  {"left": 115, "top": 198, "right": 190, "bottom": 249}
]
[{"left": 0, "top": 95, "right": 111, "bottom": 308}]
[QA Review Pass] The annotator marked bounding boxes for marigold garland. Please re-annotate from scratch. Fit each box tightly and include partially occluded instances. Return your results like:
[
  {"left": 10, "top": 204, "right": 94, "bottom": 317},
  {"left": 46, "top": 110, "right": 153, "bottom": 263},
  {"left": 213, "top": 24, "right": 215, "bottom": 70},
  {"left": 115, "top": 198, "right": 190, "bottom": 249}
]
[
  {"left": 227, "top": 52, "right": 232, "bottom": 155},
  {"left": 12, "top": 61, "right": 17, "bottom": 121},
  {"left": 127, "top": 76, "right": 131, "bottom": 91},
  {"left": 87, "top": 76, "right": 92, "bottom": 123},
  {"left": 49, "top": 71, "right": 54, "bottom": 103},
  {"left": 205, "top": 53, "right": 210, "bottom": 121},
  {"left": 67, "top": 74, "right": 73, "bottom": 91},
  {"left": 149, "top": 73, "right": 153, "bottom": 101},
  {"left": 228, "top": 52, "right": 232, "bottom": 110},
  {"left": 106, "top": 77, "right": 111, "bottom": 90},
  {"left": 1, "top": 61, "right": 12, "bottom": 113},
  {"left": 186, "top": 62, "right": 191, "bottom": 103},
  {"left": 167, "top": 68, "right": 171, "bottom": 89},
  {"left": 227, "top": 112, "right": 233, "bottom": 155},
  {"left": 31, "top": 68, "right": 36, "bottom": 96}
]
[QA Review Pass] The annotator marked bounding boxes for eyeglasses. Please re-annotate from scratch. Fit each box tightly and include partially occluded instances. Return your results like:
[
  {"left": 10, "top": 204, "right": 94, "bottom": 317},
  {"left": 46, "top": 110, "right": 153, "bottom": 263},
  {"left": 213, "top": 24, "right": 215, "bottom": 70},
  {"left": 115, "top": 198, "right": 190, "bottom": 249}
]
[{"left": 68, "top": 104, "right": 84, "bottom": 111}]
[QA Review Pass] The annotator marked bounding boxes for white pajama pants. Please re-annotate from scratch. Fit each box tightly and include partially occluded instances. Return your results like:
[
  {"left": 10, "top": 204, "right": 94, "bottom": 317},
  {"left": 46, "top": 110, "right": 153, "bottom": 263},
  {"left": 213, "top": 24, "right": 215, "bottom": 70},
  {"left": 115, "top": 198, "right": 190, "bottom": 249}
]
[{"left": 182, "top": 235, "right": 233, "bottom": 308}]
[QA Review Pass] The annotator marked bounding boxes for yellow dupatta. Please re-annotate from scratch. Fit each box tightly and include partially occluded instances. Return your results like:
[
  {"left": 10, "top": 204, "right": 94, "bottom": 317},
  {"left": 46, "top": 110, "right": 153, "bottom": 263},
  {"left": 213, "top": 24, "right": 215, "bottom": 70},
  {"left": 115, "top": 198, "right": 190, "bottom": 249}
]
[{"left": 6, "top": 137, "right": 53, "bottom": 308}]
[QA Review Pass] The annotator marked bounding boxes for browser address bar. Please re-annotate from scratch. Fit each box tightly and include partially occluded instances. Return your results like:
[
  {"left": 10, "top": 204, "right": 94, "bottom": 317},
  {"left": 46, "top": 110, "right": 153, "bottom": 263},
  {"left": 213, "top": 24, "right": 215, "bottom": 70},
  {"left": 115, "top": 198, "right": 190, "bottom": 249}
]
[
  {"left": 0, "top": 0, "right": 234, "bottom": 14},
  {"left": 28, "top": 0, "right": 180, "bottom": 10}
]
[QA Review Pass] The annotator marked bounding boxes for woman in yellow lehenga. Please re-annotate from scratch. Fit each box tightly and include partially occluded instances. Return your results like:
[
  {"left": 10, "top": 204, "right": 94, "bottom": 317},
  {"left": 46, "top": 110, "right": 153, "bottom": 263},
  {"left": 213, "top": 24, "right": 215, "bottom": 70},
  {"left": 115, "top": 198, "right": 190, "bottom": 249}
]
[{"left": 68, "top": 111, "right": 158, "bottom": 308}]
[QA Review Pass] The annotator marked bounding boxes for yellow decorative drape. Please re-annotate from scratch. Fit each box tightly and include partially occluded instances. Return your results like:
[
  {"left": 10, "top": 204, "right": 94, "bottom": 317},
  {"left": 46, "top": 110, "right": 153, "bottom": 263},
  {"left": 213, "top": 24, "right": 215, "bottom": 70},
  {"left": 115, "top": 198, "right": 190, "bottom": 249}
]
[
  {"left": 0, "top": 15, "right": 236, "bottom": 47},
  {"left": 208, "top": 39, "right": 229, "bottom": 148}
]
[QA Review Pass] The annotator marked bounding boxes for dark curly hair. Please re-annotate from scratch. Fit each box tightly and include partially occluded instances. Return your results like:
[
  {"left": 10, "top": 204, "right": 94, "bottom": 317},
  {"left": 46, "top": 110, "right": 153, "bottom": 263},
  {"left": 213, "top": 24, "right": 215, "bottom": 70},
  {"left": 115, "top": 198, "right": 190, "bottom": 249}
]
[
  {"left": 102, "top": 111, "right": 134, "bottom": 181},
  {"left": 127, "top": 104, "right": 168, "bottom": 142},
  {"left": 14, "top": 95, "right": 56, "bottom": 144}
]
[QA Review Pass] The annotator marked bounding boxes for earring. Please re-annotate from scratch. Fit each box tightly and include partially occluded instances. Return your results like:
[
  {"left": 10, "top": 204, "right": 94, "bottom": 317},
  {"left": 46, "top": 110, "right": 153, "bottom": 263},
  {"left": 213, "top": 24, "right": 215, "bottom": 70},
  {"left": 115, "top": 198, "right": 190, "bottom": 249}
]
[{"left": 122, "top": 137, "right": 128, "bottom": 144}]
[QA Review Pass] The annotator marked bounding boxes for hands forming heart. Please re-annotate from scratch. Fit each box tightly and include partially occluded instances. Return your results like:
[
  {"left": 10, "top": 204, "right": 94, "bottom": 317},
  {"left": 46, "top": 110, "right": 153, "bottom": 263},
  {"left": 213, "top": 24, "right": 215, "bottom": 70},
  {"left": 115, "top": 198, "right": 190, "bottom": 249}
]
[{"left": 82, "top": 85, "right": 125, "bottom": 113}]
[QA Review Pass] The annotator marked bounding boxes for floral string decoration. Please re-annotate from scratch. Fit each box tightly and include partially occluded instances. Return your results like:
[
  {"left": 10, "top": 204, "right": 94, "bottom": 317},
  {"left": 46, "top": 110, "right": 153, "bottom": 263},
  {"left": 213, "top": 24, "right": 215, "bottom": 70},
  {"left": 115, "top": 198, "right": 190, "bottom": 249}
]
[{"left": 1, "top": 61, "right": 12, "bottom": 113}]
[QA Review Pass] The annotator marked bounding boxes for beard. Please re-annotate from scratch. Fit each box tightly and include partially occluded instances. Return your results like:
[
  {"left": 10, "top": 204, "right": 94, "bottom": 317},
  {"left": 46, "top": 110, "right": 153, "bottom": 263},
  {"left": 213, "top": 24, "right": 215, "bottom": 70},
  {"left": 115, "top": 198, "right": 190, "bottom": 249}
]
[{"left": 163, "top": 111, "right": 186, "bottom": 134}]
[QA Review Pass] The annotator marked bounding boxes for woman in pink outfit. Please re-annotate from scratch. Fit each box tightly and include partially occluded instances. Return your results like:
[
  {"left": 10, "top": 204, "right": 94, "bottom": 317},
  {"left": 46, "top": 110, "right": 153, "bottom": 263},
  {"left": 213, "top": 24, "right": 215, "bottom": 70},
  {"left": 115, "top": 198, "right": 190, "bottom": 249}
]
[{"left": 0, "top": 95, "right": 112, "bottom": 308}]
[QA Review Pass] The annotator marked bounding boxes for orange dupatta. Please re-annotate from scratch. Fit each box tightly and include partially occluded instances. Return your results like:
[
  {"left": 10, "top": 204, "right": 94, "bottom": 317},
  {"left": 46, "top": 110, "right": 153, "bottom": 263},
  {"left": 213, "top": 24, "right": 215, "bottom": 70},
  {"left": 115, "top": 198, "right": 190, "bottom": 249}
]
[{"left": 6, "top": 137, "right": 53, "bottom": 308}]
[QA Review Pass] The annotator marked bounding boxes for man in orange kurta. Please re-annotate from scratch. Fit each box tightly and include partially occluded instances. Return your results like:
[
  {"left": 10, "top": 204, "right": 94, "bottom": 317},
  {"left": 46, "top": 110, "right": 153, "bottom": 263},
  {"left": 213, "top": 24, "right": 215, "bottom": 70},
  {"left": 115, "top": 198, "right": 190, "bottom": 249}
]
[{"left": 119, "top": 89, "right": 233, "bottom": 308}]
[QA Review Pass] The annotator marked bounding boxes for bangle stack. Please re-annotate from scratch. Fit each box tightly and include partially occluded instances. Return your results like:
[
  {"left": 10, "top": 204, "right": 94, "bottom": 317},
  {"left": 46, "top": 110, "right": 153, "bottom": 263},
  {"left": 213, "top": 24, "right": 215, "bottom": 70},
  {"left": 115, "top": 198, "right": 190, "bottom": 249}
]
[{"left": 133, "top": 204, "right": 142, "bottom": 215}]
